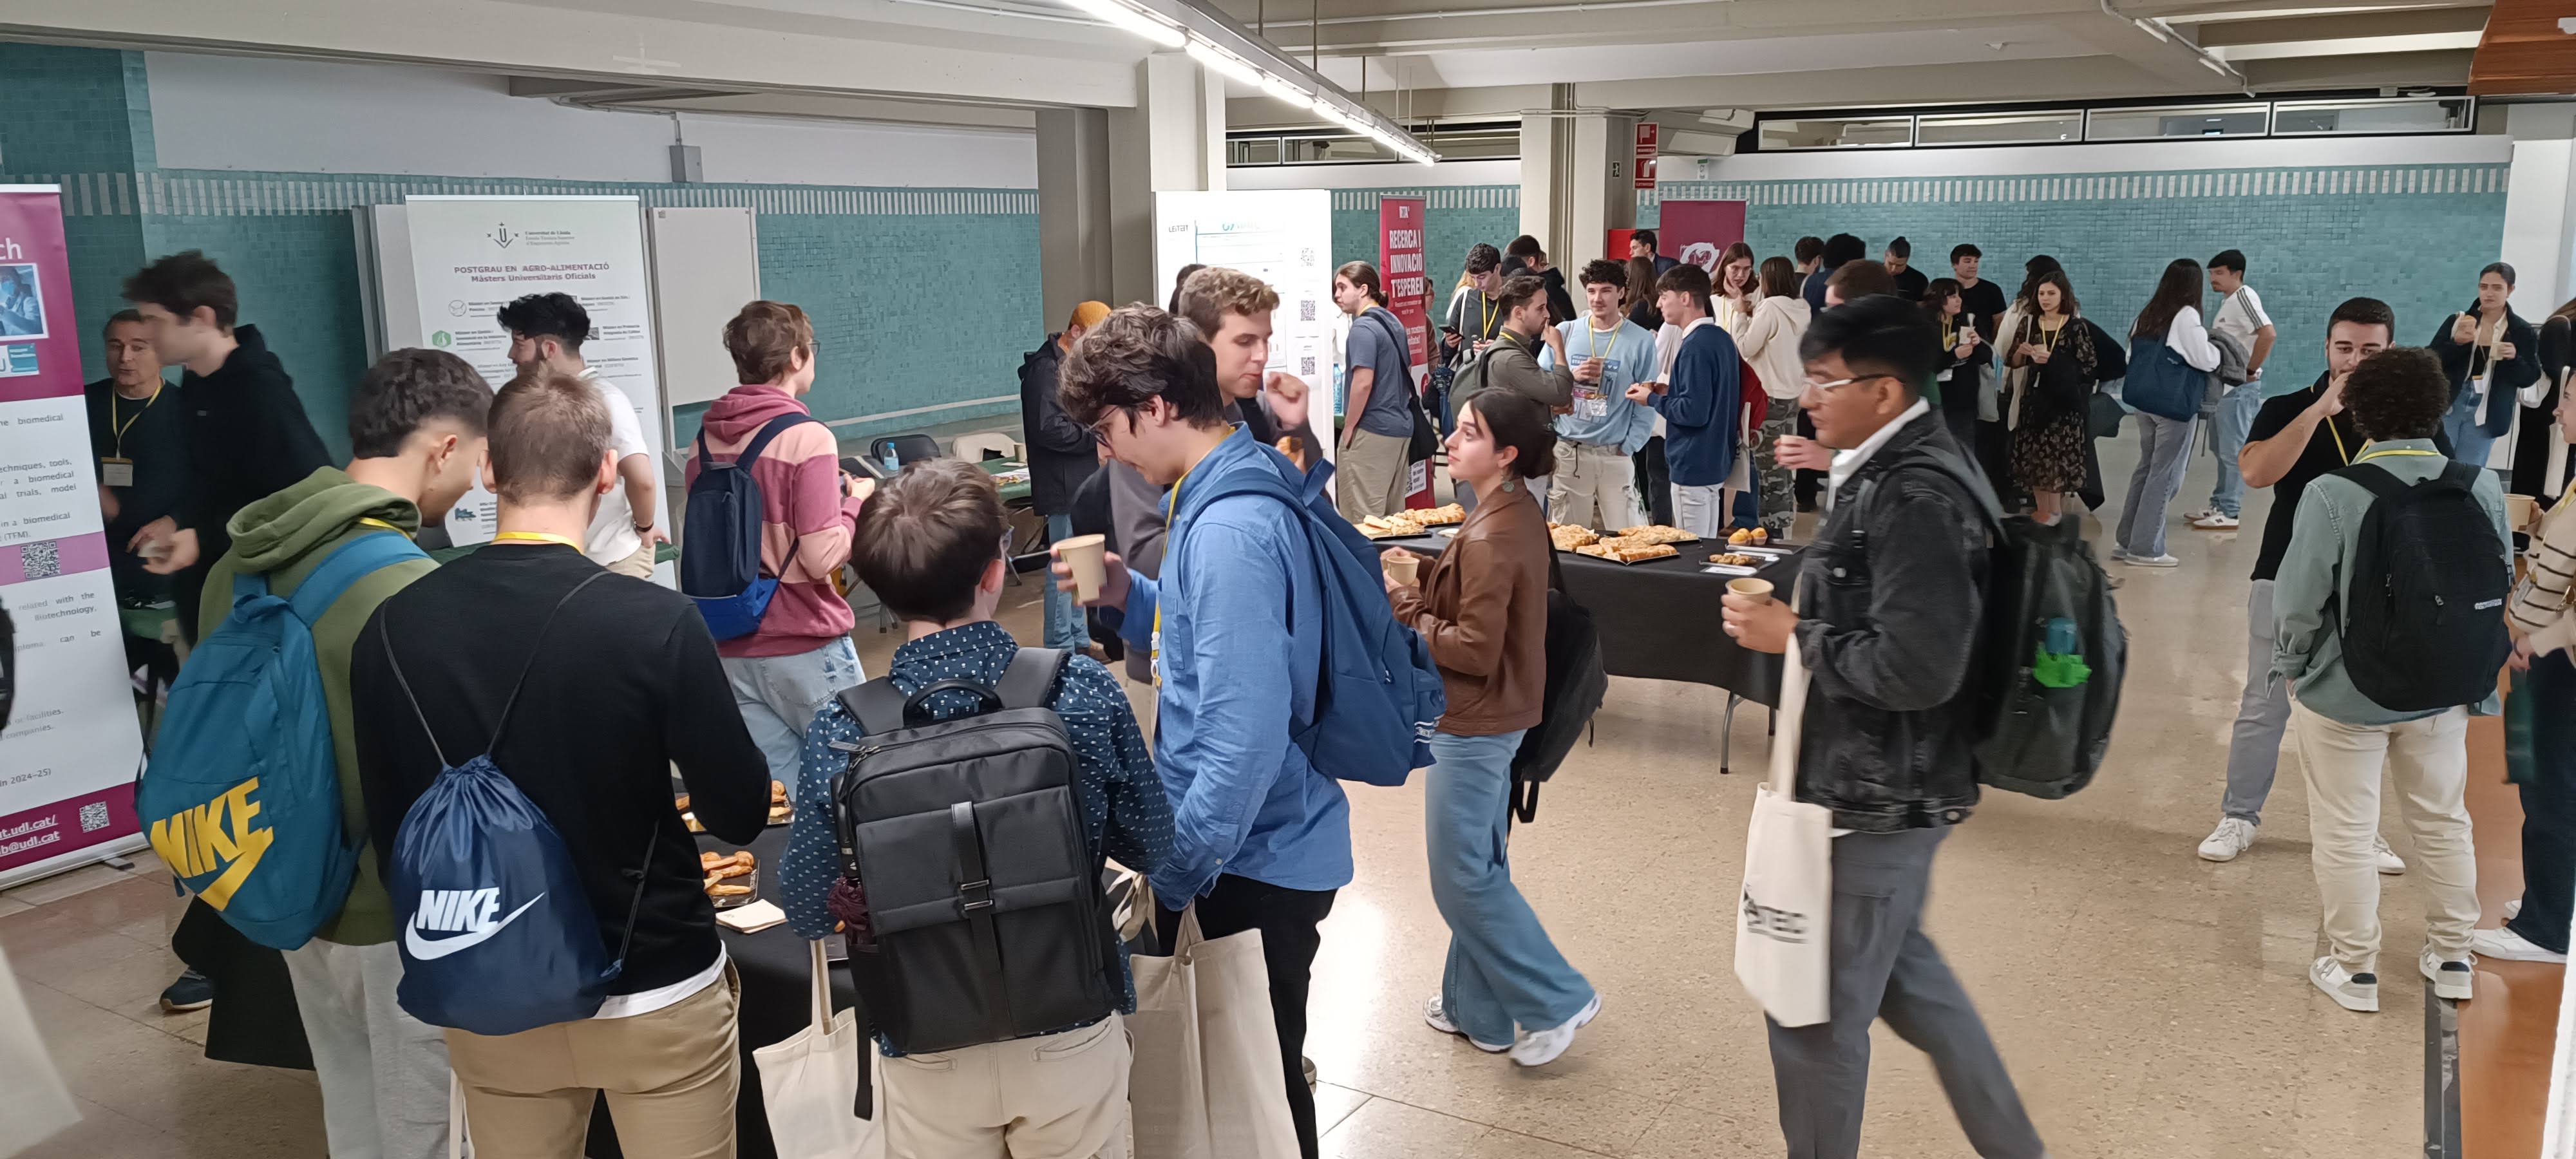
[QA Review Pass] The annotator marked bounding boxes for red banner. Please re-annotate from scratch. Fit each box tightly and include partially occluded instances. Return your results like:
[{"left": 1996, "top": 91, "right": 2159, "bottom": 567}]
[
  {"left": 1378, "top": 196, "right": 1433, "bottom": 507},
  {"left": 1658, "top": 200, "right": 1748, "bottom": 276}
]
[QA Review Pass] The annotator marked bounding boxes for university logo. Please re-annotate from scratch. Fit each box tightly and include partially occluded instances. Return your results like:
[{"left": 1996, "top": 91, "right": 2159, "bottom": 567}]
[
  {"left": 147, "top": 779, "right": 274, "bottom": 909},
  {"left": 406, "top": 888, "right": 546, "bottom": 959}
]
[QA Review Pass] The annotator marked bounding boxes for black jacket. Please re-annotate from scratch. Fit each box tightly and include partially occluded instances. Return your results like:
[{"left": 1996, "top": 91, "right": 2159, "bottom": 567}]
[
  {"left": 1501, "top": 257, "right": 1577, "bottom": 326},
  {"left": 2427, "top": 305, "right": 2542, "bottom": 440},
  {"left": 180, "top": 325, "right": 330, "bottom": 557},
  {"left": 1019, "top": 334, "right": 1097, "bottom": 515},
  {"left": 1790, "top": 413, "right": 1993, "bottom": 832}
]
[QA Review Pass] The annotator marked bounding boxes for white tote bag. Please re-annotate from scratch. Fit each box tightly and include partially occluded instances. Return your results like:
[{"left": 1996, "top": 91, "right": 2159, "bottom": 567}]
[
  {"left": 753, "top": 940, "right": 884, "bottom": 1159},
  {"left": 1128, "top": 910, "right": 1300, "bottom": 1159},
  {"left": 1733, "top": 593, "right": 1834, "bottom": 1028}
]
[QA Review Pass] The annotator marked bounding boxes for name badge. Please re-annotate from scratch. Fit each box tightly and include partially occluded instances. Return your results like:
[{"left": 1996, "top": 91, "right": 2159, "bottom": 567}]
[{"left": 101, "top": 457, "right": 134, "bottom": 488}]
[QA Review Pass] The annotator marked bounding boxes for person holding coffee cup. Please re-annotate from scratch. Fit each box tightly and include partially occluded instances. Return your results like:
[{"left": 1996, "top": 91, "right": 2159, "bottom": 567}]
[{"left": 1383, "top": 391, "right": 1600, "bottom": 1068}]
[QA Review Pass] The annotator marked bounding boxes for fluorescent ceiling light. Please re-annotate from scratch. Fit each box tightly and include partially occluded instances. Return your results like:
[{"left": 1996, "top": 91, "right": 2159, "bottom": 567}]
[
  {"left": 1184, "top": 38, "right": 1265, "bottom": 86},
  {"left": 1258, "top": 73, "right": 1309, "bottom": 105},
  {"left": 1062, "top": 0, "right": 1184, "bottom": 48}
]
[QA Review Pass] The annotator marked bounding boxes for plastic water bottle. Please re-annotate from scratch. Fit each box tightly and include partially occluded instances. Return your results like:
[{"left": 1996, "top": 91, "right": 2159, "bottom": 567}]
[
  {"left": 2043, "top": 616, "right": 2079, "bottom": 657},
  {"left": 882, "top": 450, "right": 901, "bottom": 473}
]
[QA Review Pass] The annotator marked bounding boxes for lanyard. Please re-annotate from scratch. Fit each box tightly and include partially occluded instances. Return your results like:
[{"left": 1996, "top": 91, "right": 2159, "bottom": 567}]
[
  {"left": 2354, "top": 446, "right": 2440, "bottom": 466},
  {"left": 493, "top": 531, "right": 580, "bottom": 549},
  {"left": 1941, "top": 318, "right": 1958, "bottom": 350},
  {"left": 1586, "top": 321, "right": 1619, "bottom": 363},
  {"left": 1478, "top": 295, "right": 1497, "bottom": 339},
  {"left": 357, "top": 517, "right": 414, "bottom": 540},
  {"left": 2035, "top": 316, "right": 2066, "bottom": 351},
  {"left": 108, "top": 382, "right": 162, "bottom": 458}
]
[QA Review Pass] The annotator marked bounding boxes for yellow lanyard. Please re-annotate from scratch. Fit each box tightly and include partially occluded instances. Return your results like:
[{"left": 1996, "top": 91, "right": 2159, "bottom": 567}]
[
  {"left": 1478, "top": 295, "right": 1498, "bottom": 339},
  {"left": 1941, "top": 318, "right": 1958, "bottom": 350},
  {"left": 356, "top": 517, "right": 413, "bottom": 540},
  {"left": 2320, "top": 393, "right": 2351, "bottom": 465},
  {"left": 2354, "top": 446, "right": 2440, "bottom": 466},
  {"left": 108, "top": 382, "right": 162, "bottom": 458},
  {"left": 2036, "top": 317, "right": 2065, "bottom": 351},
  {"left": 1586, "top": 323, "right": 1619, "bottom": 363},
  {"left": 493, "top": 531, "right": 580, "bottom": 549}
]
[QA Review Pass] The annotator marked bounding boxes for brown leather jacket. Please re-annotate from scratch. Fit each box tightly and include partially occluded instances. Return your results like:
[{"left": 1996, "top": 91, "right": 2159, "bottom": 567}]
[{"left": 1388, "top": 479, "right": 1548, "bottom": 736}]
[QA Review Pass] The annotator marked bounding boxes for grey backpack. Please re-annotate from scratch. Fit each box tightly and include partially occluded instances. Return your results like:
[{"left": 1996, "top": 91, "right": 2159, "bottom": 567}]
[{"left": 826, "top": 648, "right": 1119, "bottom": 1054}]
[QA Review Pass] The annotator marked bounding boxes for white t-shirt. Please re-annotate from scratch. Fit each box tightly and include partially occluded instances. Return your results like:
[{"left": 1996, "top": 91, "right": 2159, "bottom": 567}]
[
  {"left": 2210, "top": 285, "right": 2273, "bottom": 377},
  {"left": 579, "top": 367, "right": 655, "bottom": 565}
]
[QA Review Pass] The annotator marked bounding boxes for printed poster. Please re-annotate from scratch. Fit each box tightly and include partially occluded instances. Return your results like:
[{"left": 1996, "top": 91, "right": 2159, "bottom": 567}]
[
  {"left": 1152, "top": 189, "right": 1335, "bottom": 466},
  {"left": 0, "top": 186, "right": 148, "bottom": 887},
  {"left": 405, "top": 197, "right": 671, "bottom": 554},
  {"left": 1378, "top": 197, "right": 1434, "bottom": 507}
]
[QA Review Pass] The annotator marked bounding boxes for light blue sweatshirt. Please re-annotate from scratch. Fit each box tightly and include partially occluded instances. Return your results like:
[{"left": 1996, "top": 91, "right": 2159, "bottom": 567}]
[
  {"left": 1539, "top": 316, "right": 1659, "bottom": 454},
  {"left": 1120, "top": 426, "right": 1352, "bottom": 900}
]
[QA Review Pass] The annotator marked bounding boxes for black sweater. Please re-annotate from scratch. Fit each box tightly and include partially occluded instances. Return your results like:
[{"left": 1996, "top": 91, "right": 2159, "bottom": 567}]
[
  {"left": 178, "top": 325, "right": 330, "bottom": 554},
  {"left": 351, "top": 545, "right": 771, "bottom": 997}
]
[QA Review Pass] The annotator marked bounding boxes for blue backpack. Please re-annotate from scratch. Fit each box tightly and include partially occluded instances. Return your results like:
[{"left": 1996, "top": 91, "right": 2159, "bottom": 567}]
[
  {"left": 379, "top": 572, "right": 650, "bottom": 1036},
  {"left": 682, "top": 414, "right": 823, "bottom": 640},
  {"left": 139, "top": 531, "right": 425, "bottom": 950},
  {"left": 1195, "top": 453, "right": 1444, "bottom": 786},
  {"left": 2121, "top": 335, "right": 2204, "bottom": 422}
]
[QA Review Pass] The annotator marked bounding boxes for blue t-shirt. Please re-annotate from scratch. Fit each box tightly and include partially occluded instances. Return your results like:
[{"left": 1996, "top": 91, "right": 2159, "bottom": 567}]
[{"left": 1345, "top": 306, "right": 1416, "bottom": 439}]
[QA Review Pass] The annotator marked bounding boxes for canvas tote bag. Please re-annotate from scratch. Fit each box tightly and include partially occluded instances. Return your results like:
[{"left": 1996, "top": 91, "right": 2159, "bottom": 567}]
[
  {"left": 1733, "top": 585, "right": 1833, "bottom": 1028},
  {"left": 1128, "top": 910, "right": 1300, "bottom": 1159},
  {"left": 753, "top": 940, "right": 884, "bottom": 1159}
]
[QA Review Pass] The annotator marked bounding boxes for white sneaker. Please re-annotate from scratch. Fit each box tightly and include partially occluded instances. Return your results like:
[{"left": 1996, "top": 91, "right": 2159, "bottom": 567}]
[
  {"left": 2197, "top": 818, "right": 2257, "bottom": 862},
  {"left": 1424, "top": 994, "right": 1507, "bottom": 1053},
  {"left": 2192, "top": 513, "right": 2241, "bottom": 530},
  {"left": 2181, "top": 508, "right": 2217, "bottom": 523},
  {"left": 2374, "top": 834, "right": 2405, "bottom": 875},
  {"left": 2420, "top": 948, "right": 2474, "bottom": 1000},
  {"left": 2311, "top": 957, "right": 2380, "bottom": 1012},
  {"left": 2506, "top": 899, "right": 2524, "bottom": 921},
  {"left": 1509, "top": 993, "right": 1602, "bottom": 1068},
  {"left": 2470, "top": 925, "right": 2566, "bottom": 963},
  {"left": 2124, "top": 553, "right": 2181, "bottom": 568}
]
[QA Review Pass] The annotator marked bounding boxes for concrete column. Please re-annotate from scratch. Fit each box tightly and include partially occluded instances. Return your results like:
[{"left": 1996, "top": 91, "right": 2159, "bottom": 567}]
[
  {"left": 2501, "top": 104, "right": 2576, "bottom": 311},
  {"left": 1518, "top": 86, "right": 1638, "bottom": 269},
  {"left": 1036, "top": 106, "right": 1112, "bottom": 330},
  {"left": 1105, "top": 52, "right": 1224, "bottom": 308}
]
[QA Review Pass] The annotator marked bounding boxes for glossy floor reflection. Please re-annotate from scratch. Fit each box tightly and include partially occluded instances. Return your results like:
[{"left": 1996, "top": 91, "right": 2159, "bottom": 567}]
[{"left": 0, "top": 434, "right": 2476, "bottom": 1157}]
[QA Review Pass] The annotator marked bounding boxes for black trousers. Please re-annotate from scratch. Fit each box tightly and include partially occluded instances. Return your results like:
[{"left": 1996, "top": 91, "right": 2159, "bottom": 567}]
[
  {"left": 1159, "top": 874, "right": 1338, "bottom": 1159},
  {"left": 1633, "top": 437, "right": 1674, "bottom": 526},
  {"left": 2510, "top": 650, "right": 2576, "bottom": 954}
]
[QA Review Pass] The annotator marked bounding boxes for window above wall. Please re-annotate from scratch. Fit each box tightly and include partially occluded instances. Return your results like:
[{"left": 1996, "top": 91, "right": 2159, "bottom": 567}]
[
  {"left": 1750, "top": 91, "right": 2472, "bottom": 151},
  {"left": 1227, "top": 120, "right": 1519, "bottom": 167}
]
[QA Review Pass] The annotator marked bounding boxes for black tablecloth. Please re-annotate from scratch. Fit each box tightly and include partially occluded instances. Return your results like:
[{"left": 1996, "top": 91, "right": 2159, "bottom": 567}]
[
  {"left": 588, "top": 822, "right": 862, "bottom": 1159},
  {"left": 1378, "top": 532, "right": 1796, "bottom": 707}
]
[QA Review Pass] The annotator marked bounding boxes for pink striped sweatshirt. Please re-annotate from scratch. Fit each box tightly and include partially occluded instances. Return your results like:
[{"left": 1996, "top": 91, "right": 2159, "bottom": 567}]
[{"left": 685, "top": 385, "right": 864, "bottom": 658}]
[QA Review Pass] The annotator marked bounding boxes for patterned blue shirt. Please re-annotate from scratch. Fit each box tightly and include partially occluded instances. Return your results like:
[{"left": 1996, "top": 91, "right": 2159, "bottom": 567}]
[{"left": 781, "top": 621, "right": 1171, "bottom": 1048}]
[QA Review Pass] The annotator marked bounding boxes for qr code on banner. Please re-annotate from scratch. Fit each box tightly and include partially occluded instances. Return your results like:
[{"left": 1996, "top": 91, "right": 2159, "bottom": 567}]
[
  {"left": 1299, "top": 299, "right": 1316, "bottom": 323},
  {"left": 19, "top": 540, "right": 59, "bottom": 580},
  {"left": 1300, "top": 355, "right": 1318, "bottom": 377},
  {"left": 79, "top": 802, "right": 111, "bottom": 833}
]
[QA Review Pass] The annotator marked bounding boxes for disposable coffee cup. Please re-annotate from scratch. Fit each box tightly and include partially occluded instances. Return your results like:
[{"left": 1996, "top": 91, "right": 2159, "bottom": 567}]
[
  {"left": 1727, "top": 576, "right": 1774, "bottom": 604},
  {"left": 1056, "top": 534, "right": 1107, "bottom": 601},
  {"left": 2508, "top": 493, "right": 2539, "bottom": 532},
  {"left": 1384, "top": 552, "right": 1421, "bottom": 587}
]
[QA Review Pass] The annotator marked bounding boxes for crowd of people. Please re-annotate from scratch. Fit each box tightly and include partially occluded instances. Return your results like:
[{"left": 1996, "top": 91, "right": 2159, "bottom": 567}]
[{"left": 57, "top": 207, "right": 2575, "bottom": 1159}]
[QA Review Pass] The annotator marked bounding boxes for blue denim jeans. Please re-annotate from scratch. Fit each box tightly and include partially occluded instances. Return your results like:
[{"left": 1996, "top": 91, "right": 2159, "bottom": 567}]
[
  {"left": 2116, "top": 413, "right": 2198, "bottom": 560},
  {"left": 2207, "top": 382, "right": 2264, "bottom": 518},
  {"left": 1425, "top": 729, "right": 1593, "bottom": 1046},
  {"left": 721, "top": 636, "right": 864, "bottom": 797},
  {"left": 1041, "top": 513, "right": 1088, "bottom": 652},
  {"left": 2443, "top": 388, "right": 2503, "bottom": 475}
]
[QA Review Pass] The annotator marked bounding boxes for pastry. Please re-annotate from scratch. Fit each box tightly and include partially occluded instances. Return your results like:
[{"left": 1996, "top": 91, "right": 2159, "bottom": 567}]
[
  {"left": 767, "top": 804, "right": 793, "bottom": 824},
  {"left": 1414, "top": 503, "right": 1468, "bottom": 526},
  {"left": 1748, "top": 527, "right": 1770, "bottom": 545},
  {"left": 770, "top": 780, "right": 788, "bottom": 804},
  {"left": 1358, "top": 514, "right": 1426, "bottom": 539},
  {"left": 1577, "top": 540, "right": 1678, "bottom": 563},
  {"left": 1709, "top": 552, "right": 1760, "bottom": 567},
  {"left": 1548, "top": 524, "right": 1600, "bottom": 551},
  {"left": 674, "top": 793, "right": 691, "bottom": 812},
  {"left": 1728, "top": 528, "right": 1753, "bottom": 545},
  {"left": 1615, "top": 525, "right": 1698, "bottom": 545},
  {"left": 708, "top": 884, "right": 754, "bottom": 898},
  {"left": 699, "top": 850, "right": 726, "bottom": 868}
]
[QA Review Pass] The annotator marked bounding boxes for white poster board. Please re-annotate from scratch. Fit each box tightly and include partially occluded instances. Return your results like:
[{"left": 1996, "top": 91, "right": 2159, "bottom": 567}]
[
  {"left": 0, "top": 186, "right": 147, "bottom": 889},
  {"left": 404, "top": 196, "right": 670, "bottom": 557},
  {"left": 648, "top": 207, "right": 761, "bottom": 411},
  {"left": 1152, "top": 190, "right": 1335, "bottom": 464}
]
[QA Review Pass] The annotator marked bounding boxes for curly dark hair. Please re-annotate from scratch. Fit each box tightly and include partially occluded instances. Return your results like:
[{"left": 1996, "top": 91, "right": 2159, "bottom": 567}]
[
  {"left": 1577, "top": 258, "right": 1628, "bottom": 289},
  {"left": 2343, "top": 348, "right": 2451, "bottom": 441},
  {"left": 1058, "top": 305, "right": 1228, "bottom": 431}
]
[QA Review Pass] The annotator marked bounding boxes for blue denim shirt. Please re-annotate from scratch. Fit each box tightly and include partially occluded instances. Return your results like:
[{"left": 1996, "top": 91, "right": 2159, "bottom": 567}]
[
  {"left": 781, "top": 621, "right": 1171, "bottom": 1050},
  {"left": 1119, "top": 426, "right": 1353, "bottom": 901}
]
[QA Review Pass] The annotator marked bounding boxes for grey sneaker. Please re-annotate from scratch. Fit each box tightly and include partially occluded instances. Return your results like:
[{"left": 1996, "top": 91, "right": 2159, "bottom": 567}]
[
  {"left": 1423, "top": 994, "right": 1507, "bottom": 1053},
  {"left": 2420, "top": 948, "right": 2473, "bottom": 1001},
  {"left": 1509, "top": 994, "right": 1602, "bottom": 1068},
  {"left": 2197, "top": 818, "right": 2256, "bottom": 862},
  {"left": 2311, "top": 957, "right": 2379, "bottom": 1013}
]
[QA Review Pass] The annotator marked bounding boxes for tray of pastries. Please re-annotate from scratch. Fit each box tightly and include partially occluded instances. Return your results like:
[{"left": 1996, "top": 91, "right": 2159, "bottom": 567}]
[
  {"left": 1725, "top": 527, "right": 1773, "bottom": 547},
  {"left": 1357, "top": 514, "right": 1427, "bottom": 540},
  {"left": 1412, "top": 502, "right": 1468, "bottom": 527},
  {"left": 1709, "top": 552, "right": 1765, "bottom": 567},
  {"left": 1548, "top": 523, "right": 1600, "bottom": 551},
  {"left": 1611, "top": 524, "right": 1700, "bottom": 545},
  {"left": 675, "top": 780, "right": 794, "bottom": 833},
  {"left": 1577, "top": 537, "right": 1680, "bottom": 564},
  {"left": 701, "top": 849, "right": 759, "bottom": 907}
]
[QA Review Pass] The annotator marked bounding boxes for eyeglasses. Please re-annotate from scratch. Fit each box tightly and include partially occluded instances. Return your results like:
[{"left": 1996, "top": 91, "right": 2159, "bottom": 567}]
[
  {"left": 1085, "top": 409, "right": 1127, "bottom": 448},
  {"left": 1804, "top": 374, "right": 1895, "bottom": 395}
]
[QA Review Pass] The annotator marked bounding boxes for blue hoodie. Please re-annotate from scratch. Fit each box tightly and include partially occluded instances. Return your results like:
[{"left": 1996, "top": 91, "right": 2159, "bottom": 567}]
[{"left": 1120, "top": 426, "right": 1350, "bottom": 901}]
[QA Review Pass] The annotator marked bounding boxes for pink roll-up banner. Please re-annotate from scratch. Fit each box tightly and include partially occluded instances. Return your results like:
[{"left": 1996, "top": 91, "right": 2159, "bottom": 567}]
[
  {"left": 1658, "top": 200, "right": 1748, "bottom": 277},
  {"left": 0, "top": 187, "right": 147, "bottom": 887}
]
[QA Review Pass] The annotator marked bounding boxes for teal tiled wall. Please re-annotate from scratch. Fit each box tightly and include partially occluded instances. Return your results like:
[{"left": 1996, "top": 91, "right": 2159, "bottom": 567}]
[
  {"left": 1640, "top": 165, "right": 2512, "bottom": 393},
  {"left": 1327, "top": 187, "right": 1520, "bottom": 321}
]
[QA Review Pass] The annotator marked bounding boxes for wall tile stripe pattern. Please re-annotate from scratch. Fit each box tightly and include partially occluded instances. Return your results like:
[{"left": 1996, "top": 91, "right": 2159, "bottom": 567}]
[
  {"left": 1644, "top": 164, "right": 2509, "bottom": 211},
  {"left": 1, "top": 171, "right": 1040, "bottom": 218}
]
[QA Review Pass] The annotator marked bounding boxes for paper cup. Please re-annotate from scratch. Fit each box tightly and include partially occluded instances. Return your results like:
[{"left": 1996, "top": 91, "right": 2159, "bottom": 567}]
[
  {"left": 2508, "top": 493, "right": 2539, "bottom": 532},
  {"left": 1056, "top": 534, "right": 1107, "bottom": 601},
  {"left": 1384, "top": 552, "right": 1421, "bottom": 587},
  {"left": 1727, "top": 577, "right": 1774, "bottom": 604}
]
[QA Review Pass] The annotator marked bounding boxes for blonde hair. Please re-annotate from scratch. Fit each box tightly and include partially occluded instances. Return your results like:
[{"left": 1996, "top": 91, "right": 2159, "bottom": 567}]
[{"left": 723, "top": 300, "right": 814, "bottom": 384}]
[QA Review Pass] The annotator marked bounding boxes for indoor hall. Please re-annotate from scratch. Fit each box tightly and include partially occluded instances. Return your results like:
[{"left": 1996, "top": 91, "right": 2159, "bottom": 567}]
[{"left": 1, "top": 1, "right": 2570, "bottom": 1157}]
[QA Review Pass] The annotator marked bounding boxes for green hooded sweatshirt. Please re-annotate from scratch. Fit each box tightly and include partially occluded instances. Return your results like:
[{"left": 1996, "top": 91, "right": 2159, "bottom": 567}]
[{"left": 200, "top": 466, "right": 435, "bottom": 946}]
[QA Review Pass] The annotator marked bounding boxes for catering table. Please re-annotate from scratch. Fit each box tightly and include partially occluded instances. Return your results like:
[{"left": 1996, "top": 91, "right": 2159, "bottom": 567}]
[
  {"left": 1374, "top": 531, "right": 1799, "bottom": 771},
  {"left": 587, "top": 821, "right": 862, "bottom": 1159}
]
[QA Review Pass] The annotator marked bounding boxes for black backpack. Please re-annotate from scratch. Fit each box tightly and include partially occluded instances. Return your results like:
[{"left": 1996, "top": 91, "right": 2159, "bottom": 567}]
[
  {"left": 1509, "top": 554, "right": 1606, "bottom": 822},
  {"left": 2332, "top": 462, "right": 2514, "bottom": 712},
  {"left": 1907, "top": 448, "right": 2128, "bottom": 798},
  {"left": 827, "top": 648, "right": 1118, "bottom": 1055}
]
